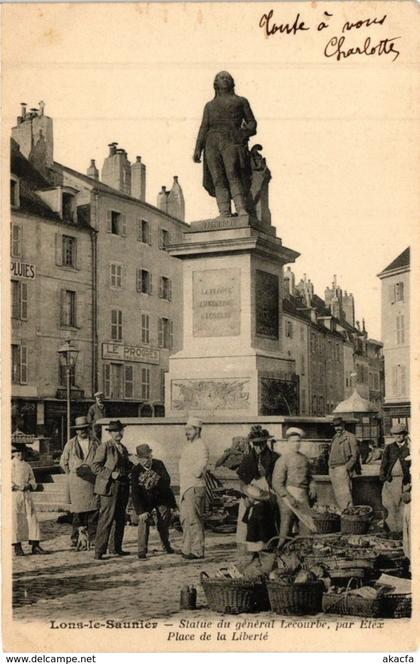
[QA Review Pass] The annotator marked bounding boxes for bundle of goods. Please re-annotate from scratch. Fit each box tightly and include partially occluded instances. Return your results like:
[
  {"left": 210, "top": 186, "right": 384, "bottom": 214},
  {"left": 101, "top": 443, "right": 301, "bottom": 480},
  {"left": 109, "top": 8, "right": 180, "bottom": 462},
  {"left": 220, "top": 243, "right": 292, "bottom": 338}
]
[
  {"left": 200, "top": 566, "right": 269, "bottom": 614},
  {"left": 340, "top": 505, "right": 373, "bottom": 535},
  {"left": 369, "top": 535, "right": 407, "bottom": 577},
  {"left": 323, "top": 580, "right": 412, "bottom": 618},
  {"left": 204, "top": 488, "right": 241, "bottom": 533},
  {"left": 311, "top": 504, "right": 341, "bottom": 534}
]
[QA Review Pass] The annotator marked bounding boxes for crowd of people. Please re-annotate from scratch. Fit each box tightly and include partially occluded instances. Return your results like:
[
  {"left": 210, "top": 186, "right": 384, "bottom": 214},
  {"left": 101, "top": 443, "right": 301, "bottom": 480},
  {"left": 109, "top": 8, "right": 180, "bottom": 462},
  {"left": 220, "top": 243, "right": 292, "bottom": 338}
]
[{"left": 12, "top": 401, "right": 411, "bottom": 569}]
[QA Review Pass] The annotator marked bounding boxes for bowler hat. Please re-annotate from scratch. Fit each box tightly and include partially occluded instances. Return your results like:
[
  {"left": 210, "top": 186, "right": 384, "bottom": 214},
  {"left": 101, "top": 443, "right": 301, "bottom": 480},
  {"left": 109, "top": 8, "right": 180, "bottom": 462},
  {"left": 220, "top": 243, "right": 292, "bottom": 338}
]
[
  {"left": 185, "top": 416, "right": 203, "bottom": 429},
  {"left": 136, "top": 443, "right": 152, "bottom": 457},
  {"left": 390, "top": 423, "right": 408, "bottom": 435},
  {"left": 71, "top": 416, "right": 90, "bottom": 430},
  {"left": 332, "top": 416, "right": 344, "bottom": 427},
  {"left": 285, "top": 427, "right": 305, "bottom": 439},
  {"left": 106, "top": 419, "right": 125, "bottom": 432}
]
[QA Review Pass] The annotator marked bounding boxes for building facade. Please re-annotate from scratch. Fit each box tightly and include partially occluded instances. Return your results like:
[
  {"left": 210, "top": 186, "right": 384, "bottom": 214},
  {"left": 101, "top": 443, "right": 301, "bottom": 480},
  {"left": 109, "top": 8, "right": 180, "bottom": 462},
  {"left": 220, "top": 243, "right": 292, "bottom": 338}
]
[
  {"left": 378, "top": 248, "right": 410, "bottom": 433},
  {"left": 10, "top": 102, "right": 188, "bottom": 446}
]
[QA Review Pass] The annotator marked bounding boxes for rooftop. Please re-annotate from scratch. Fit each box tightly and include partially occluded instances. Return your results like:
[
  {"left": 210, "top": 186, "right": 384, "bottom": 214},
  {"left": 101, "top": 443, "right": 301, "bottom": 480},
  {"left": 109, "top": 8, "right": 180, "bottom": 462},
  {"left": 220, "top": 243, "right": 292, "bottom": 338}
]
[{"left": 379, "top": 247, "right": 410, "bottom": 276}]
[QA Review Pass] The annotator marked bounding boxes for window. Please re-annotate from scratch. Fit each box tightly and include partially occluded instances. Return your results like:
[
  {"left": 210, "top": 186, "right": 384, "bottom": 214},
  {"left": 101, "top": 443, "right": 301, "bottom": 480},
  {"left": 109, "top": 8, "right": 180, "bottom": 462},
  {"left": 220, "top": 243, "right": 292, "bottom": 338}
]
[
  {"left": 285, "top": 320, "right": 293, "bottom": 338},
  {"left": 374, "top": 373, "right": 379, "bottom": 390},
  {"left": 300, "top": 354, "right": 305, "bottom": 375},
  {"left": 141, "top": 313, "right": 150, "bottom": 344},
  {"left": 11, "top": 224, "right": 22, "bottom": 257},
  {"left": 159, "top": 276, "right": 172, "bottom": 301},
  {"left": 106, "top": 210, "right": 127, "bottom": 236},
  {"left": 12, "top": 345, "right": 28, "bottom": 384},
  {"left": 124, "top": 365, "right": 134, "bottom": 398},
  {"left": 11, "top": 280, "right": 28, "bottom": 320},
  {"left": 104, "top": 363, "right": 124, "bottom": 399},
  {"left": 396, "top": 315, "right": 405, "bottom": 344},
  {"left": 111, "top": 309, "right": 123, "bottom": 341},
  {"left": 160, "top": 369, "right": 166, "bottom": 403},
  {"left": 137, "top": 219, "right": 151, "bottom": 245},
  {"left": 110, "top": 263, "right": 123, "bottom": 288},
  {"left": 393, "top": 365, "right": 407, "bottom": 397},
  {"left": 158, "top": 317, "right": 173, "bottom": 349},
  {"left": 62, "top": 192, "right": 75, "bottom": 221},
  {"left": 310, "top": 333, "right": 315, "bottom": 353},
  {"left": 60, "top": 290, "right": 77, "bottom": 327},
  {"left": 395, "top": 282, "right": 404, "bottom": 302},
  {"left": 11, "top": 178, "right": 20, "bottom": 208},
  {"left": 141, "top": 367, "right": 151, "bottom": 400},
  {"left": 301, "top": 389, "right": 306, "bottom": 414},
  {"left": 300, "top": 326, "right": 305, "bottom": 342},
  {"left": 159, "top": 228, "right": 170, "bottom": 250},
  {"left": 59, "top": 363, "right": 76, "bottom": 387},
  {"left": 136, "top": 269, "right": 153, "bottom": 295},
  {"left": 62, "top": 235, "right": 77, "bottom": 268}
]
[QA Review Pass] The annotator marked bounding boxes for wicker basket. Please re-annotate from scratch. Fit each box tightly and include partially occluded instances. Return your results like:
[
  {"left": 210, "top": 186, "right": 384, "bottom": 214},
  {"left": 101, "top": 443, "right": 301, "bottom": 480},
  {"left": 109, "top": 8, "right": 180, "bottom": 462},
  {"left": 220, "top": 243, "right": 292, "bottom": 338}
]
[
  {"left": 266, "top": 580, "right": 324, "bottom": 615},
  {"left": 200, "top": 573, "right": 269, "bottom": 614},
  {"left": 381, "top": 594, "right": 412, "bottom": 618},
  {"left": 323, "top": 591, "right": 383, "bottom": 617},
  {"left": 312, "top": 513, "right": 341, "bottom": 534},
  {"left": 340, "top": 506, "right": 373, "bottom": 535}
]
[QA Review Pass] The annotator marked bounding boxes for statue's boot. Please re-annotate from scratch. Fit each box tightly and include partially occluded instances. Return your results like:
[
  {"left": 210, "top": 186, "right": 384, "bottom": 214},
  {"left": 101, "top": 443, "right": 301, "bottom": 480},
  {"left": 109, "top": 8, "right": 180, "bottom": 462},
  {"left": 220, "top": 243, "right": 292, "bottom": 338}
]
[
  {"left": 215, "top": 187, "right": 231, "bottom": 217},
  {"left": 232, "top": 193, "right": 248, "bottom": 216}
]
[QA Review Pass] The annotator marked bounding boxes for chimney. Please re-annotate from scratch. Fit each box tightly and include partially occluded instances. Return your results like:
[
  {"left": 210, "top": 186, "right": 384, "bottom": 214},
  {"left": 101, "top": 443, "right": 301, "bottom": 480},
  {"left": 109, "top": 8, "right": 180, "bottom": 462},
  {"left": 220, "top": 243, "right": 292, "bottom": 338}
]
[
  {"left": 157, "top": 186, "right": 169, "bottom": 213},
  {"left": 167, "top": 175, "right": 185, "bottom": 220},
  {"left": 87, "top": 159, "right": 99, "bottom": 180},
  {"left": 283, "top": 266, "right": 295, "bottom": 296},
  {"left": 101, "top": 143, "right": 131, "bottom": 195},
  {"left": 12, "top": 100, "right": 54, "bottom": 171},
  {"left": 131, "top": 155, "right": 146, "bottom": 202}
]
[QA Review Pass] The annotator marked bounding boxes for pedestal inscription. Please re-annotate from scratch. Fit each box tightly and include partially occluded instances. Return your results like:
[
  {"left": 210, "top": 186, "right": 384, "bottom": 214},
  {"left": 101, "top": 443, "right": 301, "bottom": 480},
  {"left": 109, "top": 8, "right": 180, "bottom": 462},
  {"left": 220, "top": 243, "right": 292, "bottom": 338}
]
[
  {"left": 193, "top": 268, "right": 241, "bottom": 337},
  {"left": 171, "top": 378, "right": 250, "bottom": 411},
  {"left": 255, "top": 269, "right": 279, "bottom": 338}
]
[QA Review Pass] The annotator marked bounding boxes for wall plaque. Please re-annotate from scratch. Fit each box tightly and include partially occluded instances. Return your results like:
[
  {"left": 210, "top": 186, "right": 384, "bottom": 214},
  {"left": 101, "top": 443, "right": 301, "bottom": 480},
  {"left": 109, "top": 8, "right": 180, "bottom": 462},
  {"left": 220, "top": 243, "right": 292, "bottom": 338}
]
[
  {"left": 193, "top": 268, "right": 241, "bottom": 337},
  {"left": 255, "top": 269, "right": 279, "bottom": 338},
  {"left": 171, "top": 378, "right": 250, "bottom": 411}
]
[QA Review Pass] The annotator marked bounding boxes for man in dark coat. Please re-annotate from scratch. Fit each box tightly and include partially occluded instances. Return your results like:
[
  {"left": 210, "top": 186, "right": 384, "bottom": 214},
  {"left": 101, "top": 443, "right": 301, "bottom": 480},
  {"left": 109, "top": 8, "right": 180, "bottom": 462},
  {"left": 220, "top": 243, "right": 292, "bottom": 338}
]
[
  {"left": 131, "top": 444, "right": 177, "bottom": 559},
  {"left": 380, "top": 424, "right": 411, "bottom": 533},
  {"left": 92, "top": 420, "right": 133, "bottom": 560},
  {"left": 86, "top": 391, "right": 107, "bottom": 441},
  {"left": 328, "top": 416, "right": 360, "bottom": 510}
]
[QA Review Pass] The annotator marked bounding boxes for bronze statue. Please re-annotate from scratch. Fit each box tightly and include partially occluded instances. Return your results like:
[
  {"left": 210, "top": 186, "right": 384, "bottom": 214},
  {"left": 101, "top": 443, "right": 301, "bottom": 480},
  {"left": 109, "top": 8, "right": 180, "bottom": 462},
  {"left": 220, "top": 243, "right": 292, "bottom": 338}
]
[{"left": 193, "top": 71, "right": 257, "bottom": 217}]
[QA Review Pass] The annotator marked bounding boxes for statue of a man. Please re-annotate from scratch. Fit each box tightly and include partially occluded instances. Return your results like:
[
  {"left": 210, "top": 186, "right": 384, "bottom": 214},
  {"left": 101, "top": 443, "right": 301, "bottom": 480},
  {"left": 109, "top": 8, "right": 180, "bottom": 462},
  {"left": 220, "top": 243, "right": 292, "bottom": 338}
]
[{"left": 193, "top": 71, "right": 257, "bottom": 217}]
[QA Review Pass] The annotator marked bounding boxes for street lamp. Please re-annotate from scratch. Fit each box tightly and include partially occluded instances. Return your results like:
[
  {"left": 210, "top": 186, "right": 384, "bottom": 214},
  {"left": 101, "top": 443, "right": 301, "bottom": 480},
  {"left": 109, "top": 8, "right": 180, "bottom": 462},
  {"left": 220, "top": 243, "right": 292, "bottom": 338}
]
[{"left": 57, "top": 339, "right": 79, "bottom": 444}]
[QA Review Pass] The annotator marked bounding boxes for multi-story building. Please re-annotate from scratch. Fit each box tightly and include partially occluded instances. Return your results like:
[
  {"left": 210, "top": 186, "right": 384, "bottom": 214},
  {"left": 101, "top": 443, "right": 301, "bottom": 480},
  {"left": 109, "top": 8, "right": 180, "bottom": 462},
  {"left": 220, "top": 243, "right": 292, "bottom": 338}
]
[
  {"left": 377, "top": 247, "right": 410, "bottom": 433},
  {"left": 10, "top": 101, "right": 189, "bottom": 445}
]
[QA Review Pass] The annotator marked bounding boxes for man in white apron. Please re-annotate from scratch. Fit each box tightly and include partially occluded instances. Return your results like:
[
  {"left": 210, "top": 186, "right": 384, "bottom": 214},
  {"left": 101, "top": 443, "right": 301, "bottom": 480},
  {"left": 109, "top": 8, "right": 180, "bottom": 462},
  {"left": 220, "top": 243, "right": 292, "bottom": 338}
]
[
  {"left": 12, "top": 445, "right": 47, "bottom": 556},
  {"left": 178, "top": 416, "right": 209, "bottom": 560}
]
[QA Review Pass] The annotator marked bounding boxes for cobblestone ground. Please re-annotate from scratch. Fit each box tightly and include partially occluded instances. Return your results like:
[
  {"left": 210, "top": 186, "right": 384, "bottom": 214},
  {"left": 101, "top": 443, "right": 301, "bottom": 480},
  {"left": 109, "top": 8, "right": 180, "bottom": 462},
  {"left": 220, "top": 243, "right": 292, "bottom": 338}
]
[{"left": 12, "top": 516, "right": 240, "bottom": 623}]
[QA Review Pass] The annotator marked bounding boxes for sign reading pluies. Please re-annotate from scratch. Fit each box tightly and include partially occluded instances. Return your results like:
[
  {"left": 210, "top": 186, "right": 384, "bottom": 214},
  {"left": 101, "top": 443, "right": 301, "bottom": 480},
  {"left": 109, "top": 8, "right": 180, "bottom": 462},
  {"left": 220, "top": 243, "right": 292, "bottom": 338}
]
[
  {"left": 102, "top": 343, "right": 160, "bottom": 365},
  {"left": 11, "top": 260, "right": 36, "bottom": 280}
]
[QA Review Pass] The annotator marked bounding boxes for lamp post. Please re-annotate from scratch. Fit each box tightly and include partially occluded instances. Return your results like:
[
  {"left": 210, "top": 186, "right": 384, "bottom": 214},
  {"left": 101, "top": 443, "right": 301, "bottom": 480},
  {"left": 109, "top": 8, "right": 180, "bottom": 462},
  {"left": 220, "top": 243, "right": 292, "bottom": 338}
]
[{"left": 58, "top": 339, "right": 79, "bottom": 445}]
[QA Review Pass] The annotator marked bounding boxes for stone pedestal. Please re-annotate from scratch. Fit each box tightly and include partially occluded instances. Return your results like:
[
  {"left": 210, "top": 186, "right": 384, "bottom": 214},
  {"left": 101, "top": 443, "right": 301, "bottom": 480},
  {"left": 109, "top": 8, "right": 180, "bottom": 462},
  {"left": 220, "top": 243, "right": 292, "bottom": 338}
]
[{"left": 165, "top": 215, "right": 299, "bottom": 417}]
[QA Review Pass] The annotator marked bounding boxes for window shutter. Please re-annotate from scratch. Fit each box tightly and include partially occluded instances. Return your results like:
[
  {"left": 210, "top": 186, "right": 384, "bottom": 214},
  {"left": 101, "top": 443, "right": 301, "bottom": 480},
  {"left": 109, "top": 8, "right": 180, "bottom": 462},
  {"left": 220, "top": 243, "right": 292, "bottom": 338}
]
[
  {"left": 55, "top": 232, "right": 63, "bottom": 266},
  {"left": 104, "top": 364, "right": 111, "bottom": 397},
  {"left": 136, "top": 268, "right": 141, "bottom": 292},
  {"left": 121, "top": 214, "right": 127, "bottom": 237},
  {"left": 399, "top": 282, "right": 404, "bottom": 302},
  {"left": 148, "top": 273, "right": 153, "bottom": 295},
  {"left": 388, "top": 284, "right": 395, "bottom": 304},
  {"left": 74, "top": 238, "right": 79, "bottom": 270},
  {"left": 59, "top": 289, "right": 65, "bottom": 326},
  {"left": 106, "top": 210, "right": 112, "bottom": 233},
  {"left": 159, "top": 229, "right": 163, "bottom": 250},
  {"left": 73, "top": 292, "right": 78, "bottom": 327},
  {"left": 159, "top": 277, "right": 164, "bottom": 299},
  {"left": 158, "top": 318, "right": 163, "bottom": 348},
  {"left": 168, "top": 279, "right": 172, "bottom": 302},
  {"left": 169, "top": 320, "right": 174, "bottom": 349},
  {"left": 148, "top": 223, "right": 152, "bottom": 246},
  {"left": 136, "top": 219, "right": 141, "bottom": 241},
  {"left": 20, "top": 282, "right": 28, "bottom": 320},
  {"left": 124, "top": 365, "right": 134, "bottom": 398},
  {"left": 20, "top": 346, "right": 28, "bottom": 384}
]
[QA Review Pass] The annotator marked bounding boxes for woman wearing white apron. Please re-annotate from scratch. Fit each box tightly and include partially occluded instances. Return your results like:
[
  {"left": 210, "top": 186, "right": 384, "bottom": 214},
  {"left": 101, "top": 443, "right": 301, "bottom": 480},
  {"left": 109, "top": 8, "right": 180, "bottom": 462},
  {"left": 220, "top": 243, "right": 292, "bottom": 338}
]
[{"left": 12, "top": 445, "right": 47, "bottom": 556}]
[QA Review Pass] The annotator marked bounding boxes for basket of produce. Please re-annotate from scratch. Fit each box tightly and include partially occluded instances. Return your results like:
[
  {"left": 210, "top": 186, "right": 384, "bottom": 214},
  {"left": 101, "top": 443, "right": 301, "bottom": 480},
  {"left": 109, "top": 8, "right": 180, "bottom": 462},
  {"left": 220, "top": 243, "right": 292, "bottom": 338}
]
[
  {"left": 200, "top": 570, "right": 268, "bottom": 614},
  {"left": 340, "top": 506, "right": 373, "bottom": 535},
  {"left": 311, "top": 506, "right": 341, "bottom": 534},
  {"left": 323, "top": 582, "right": 385, "bottom": 617},
  {"left": 266, "top": 570, "right": 324, "bottom": 615},
  {"left": 381, "top": 594, "right": 412, "bottom": 618}
]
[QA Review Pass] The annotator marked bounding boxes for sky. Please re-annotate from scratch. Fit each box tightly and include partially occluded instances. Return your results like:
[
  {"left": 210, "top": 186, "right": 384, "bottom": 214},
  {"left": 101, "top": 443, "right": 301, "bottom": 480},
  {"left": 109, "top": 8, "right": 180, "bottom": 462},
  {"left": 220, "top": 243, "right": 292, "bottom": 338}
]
[{"left": 3, "top": 2, "right": 419, "bottom": 340}]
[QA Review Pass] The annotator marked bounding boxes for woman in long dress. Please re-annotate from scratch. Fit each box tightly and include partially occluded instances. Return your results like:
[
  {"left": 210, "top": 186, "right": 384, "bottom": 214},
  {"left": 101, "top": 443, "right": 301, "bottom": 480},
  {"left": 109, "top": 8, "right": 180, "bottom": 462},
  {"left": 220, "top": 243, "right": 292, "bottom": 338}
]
[{"left": 12, "top": 445, "right": 47, "bottom": 556}]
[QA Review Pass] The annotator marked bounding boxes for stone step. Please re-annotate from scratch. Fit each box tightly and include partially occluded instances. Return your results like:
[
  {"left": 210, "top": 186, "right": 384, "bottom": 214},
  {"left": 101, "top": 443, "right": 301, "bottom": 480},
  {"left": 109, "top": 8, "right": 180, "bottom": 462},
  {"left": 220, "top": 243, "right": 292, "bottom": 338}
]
[
  {"left": 40, "top": 481, "right": 68, "bottom": 492},
  {"left": 32, "top": 492, "right": 68, "bottom": 504},
  {"left": 34, "top": 502, "right": 71, "bottom": 513}
]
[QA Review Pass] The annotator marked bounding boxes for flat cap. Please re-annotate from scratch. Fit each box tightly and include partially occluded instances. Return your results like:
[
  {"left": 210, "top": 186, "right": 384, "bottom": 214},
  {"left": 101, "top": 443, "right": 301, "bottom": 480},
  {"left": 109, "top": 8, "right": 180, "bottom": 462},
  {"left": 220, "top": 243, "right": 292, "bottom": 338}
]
[
  {"left": 185, "top": 416, "right": 203, "bottom": 429},
  {"left": 285, "top": 427, "right": 305, "bottom": 439}
]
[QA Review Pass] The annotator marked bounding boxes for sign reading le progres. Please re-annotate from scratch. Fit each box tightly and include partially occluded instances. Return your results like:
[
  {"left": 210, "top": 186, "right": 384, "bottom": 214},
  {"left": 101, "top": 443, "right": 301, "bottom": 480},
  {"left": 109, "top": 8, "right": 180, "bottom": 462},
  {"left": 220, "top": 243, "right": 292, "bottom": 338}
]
[
  {"left": 102, "top": 343, "right": 160, "bottom": 365},
  {"left": 193, "top": 268, "right": 241, "bottom": 337}
]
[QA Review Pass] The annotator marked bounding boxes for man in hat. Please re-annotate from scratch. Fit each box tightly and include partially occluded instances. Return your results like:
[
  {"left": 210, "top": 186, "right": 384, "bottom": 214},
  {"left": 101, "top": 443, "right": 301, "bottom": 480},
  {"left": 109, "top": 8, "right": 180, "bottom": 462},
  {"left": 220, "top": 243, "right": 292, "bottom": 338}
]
[
  {"left": 60, "top": 416, "right": 99, "bottom": 549},
  {"left": 236, "top": 426, "right": 279, "bottom": 555},
  {"left": 131, "top": 444, "right": 177, "bottom": 559},
  {"left": 178, "top": 416, "right": 209, "bottom": 559},
  {"left": 92, "top": 420, "right": 133, "bottom": 560},
  {"left": 12, "top": 444, "right": 47, "bottom": 556},
  {"left": 328, "top": 416, "right": 360, "bottom": 511},
  {"left": 272, "top": 428, "right": 316, "bottom": 548},
  {"left": 380, "top": 424, "right": 411, "bottom": 534},
  {"left": 87, "top": 392, "right": 107, "bottom": 441}
]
